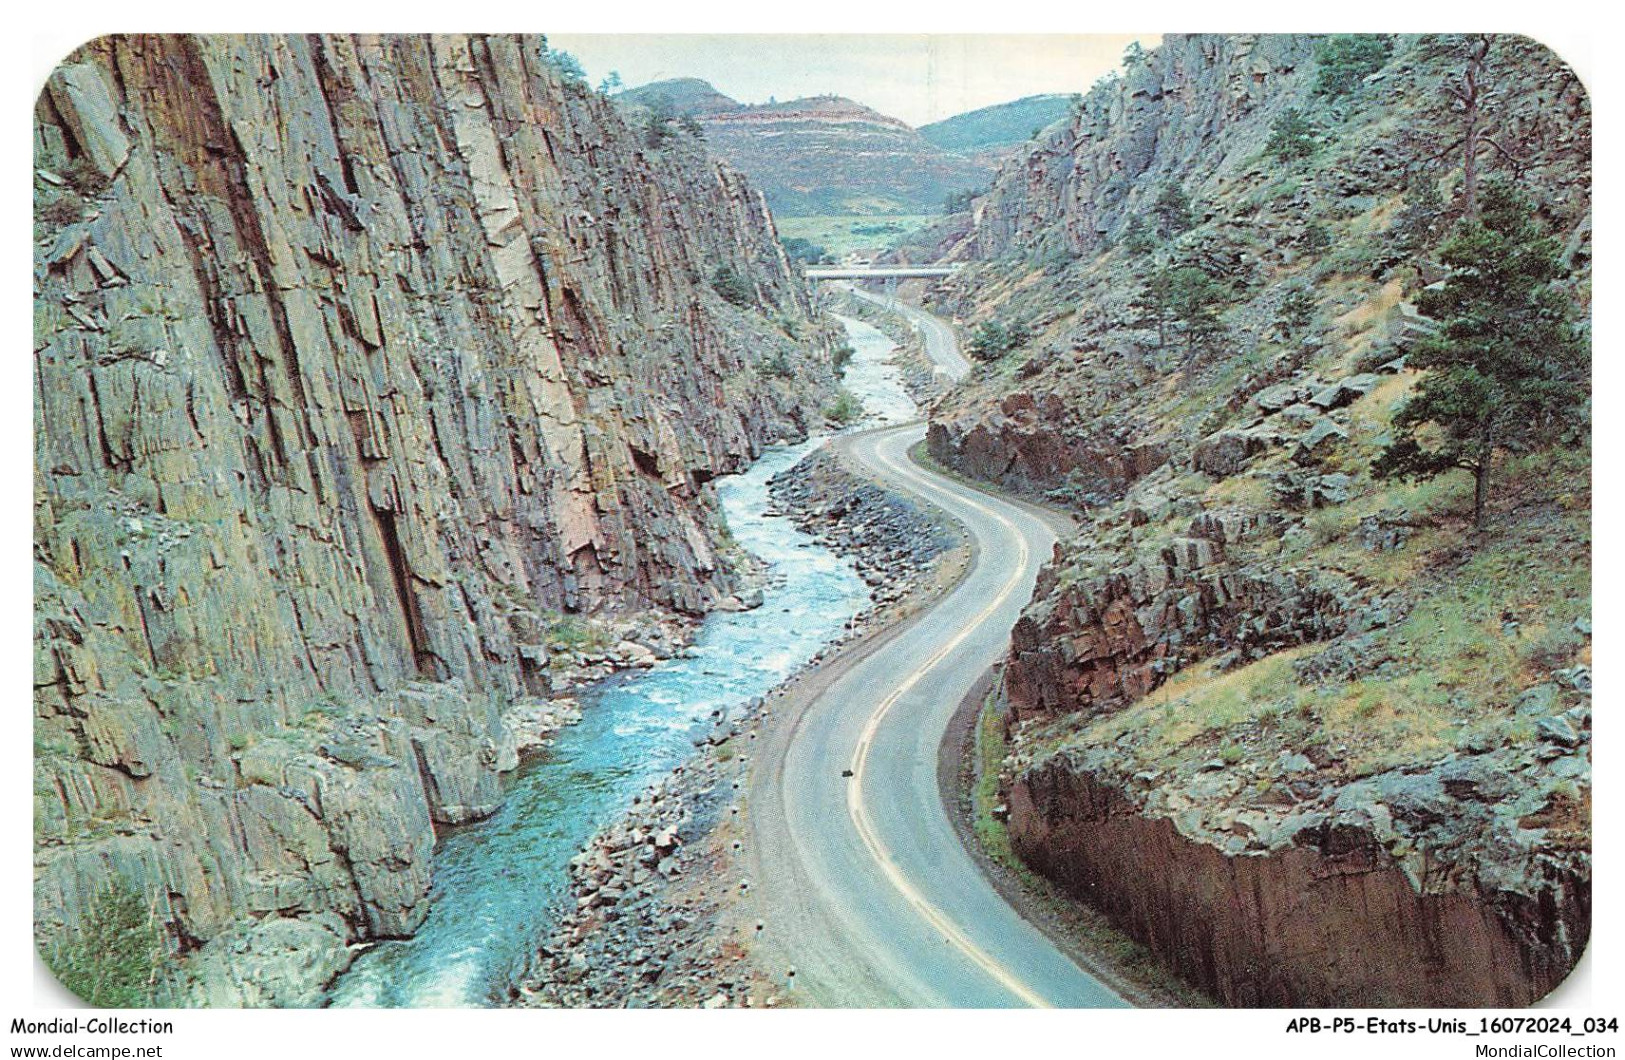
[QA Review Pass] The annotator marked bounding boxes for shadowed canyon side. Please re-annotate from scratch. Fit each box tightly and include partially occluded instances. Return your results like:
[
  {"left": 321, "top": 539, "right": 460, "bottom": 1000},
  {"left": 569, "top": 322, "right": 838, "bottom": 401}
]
[
  {"left": 913, "top": 34, "right": 1590, "bottom": 1006},
  {"left": 33, "top": 33, "right": 840, "bottom": 1005}
]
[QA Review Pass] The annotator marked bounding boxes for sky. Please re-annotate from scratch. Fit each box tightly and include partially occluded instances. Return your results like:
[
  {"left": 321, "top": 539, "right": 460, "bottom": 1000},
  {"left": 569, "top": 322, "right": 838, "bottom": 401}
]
[{"left": 548, "top": 35, "right": 1160, "bottom": 127}]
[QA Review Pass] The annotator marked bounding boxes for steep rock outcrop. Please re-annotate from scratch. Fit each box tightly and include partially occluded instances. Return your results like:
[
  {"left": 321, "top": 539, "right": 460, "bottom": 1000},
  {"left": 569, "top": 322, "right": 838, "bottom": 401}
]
[
  {"left": 34, "top": 33, "right": 837, "bottom": 1004},
  {"left": 966, "top": 35, "right": 1316, "bottom": 262},
  {"left": 1009, "top": 733, "right": 1591, "bottom": 1007},
  {"left": 925, "top": 393, "right": 1166, "bottom": 502},
  {"left": 1005, "top": 521, "right": 1355, "bottom": 723}
]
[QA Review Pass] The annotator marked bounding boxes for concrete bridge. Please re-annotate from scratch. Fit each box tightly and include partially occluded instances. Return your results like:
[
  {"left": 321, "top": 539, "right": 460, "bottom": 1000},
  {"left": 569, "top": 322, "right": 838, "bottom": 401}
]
[{"left": 802, "top": 265, "right": 962, "bottom": 281}]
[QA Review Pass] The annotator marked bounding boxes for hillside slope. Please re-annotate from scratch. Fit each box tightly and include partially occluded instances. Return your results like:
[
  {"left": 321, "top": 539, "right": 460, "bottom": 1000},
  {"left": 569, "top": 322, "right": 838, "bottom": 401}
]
[
  {"left": 33, "top": 33, "right": 840, "bottom": 1006},
  {"left": 615, "top": 76, "right": 742, "bottom": 116},
  {"left": 920, "top": 33, "right": 1591, "bottom": 1006},
  {"left": 619, "top": 79, "right": 990, "bottom": 216},
  {"left": 918, "top": 93, "right": 1074, "bottom": 169}
]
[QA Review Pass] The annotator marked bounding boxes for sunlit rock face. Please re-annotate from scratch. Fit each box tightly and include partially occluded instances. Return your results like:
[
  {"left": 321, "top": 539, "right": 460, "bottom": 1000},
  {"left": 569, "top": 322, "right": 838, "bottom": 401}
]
[
  {"left": 922, "top": 32, "right": 1591, "bottom": 1008},
  {"left": 33, "top": 33, "right": 839, "bottom": 1005}
]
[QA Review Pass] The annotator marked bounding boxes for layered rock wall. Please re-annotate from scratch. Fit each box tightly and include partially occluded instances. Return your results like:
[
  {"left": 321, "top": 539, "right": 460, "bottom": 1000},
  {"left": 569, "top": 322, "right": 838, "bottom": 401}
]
[
  {"left": 1005, "top": 518, "right": 1354, "bottom": 723},
  {"left": 33, "top": 33, "right": 835, "bottom": 1004},
  {"left": 1009, "top": 744, "right": 1590, "bottom": 1007}
]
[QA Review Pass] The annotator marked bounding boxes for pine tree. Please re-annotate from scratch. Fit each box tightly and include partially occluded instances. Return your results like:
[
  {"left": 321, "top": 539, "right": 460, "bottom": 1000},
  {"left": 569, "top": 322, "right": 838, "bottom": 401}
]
[
  {"left": 1373, "top": 179, "right": 1586, "bottom": 528},
  {"left": 1129, "top": 266, "right": 1175, "bottom": 350},
  {"left": 1120, "top": 214, "right": 1157, "bottom": 256},
  {"left": 1267, "top": 108, "right": 1317, "bottom": 161},
  {"left": 1132, "top": 264, "right": 1228, "bottom": 359},
  {"left": 1168, "top": 267, "right": 1229, "bottom": 360},
  {"left": 1152, "top": 183, "right": 1195, "bottom": 238},
  {"left": 1314, "top": 34, "right": 1394, "bottom": 98},
  {"left": 1391, "top": 172, "right": 1446, "bottom": 257}
]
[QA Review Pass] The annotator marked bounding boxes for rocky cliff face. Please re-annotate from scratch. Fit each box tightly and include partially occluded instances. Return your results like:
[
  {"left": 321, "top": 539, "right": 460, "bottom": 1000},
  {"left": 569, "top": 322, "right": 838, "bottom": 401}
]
[
  {"left": 925, "top": 34, "right": 1322, "bottom": 486},
  {"left": 964, "top": 35, "right": 1318, "bottom": 263},
  {"left": 923, "top": 34, "right": 1591, "bottom": 1006},
  {"left": 33, "top": 33, "right": 839, "bottom": 1005},
  {"left": 1009, "top": 733, "right": 1590, "bottom": 1007}
]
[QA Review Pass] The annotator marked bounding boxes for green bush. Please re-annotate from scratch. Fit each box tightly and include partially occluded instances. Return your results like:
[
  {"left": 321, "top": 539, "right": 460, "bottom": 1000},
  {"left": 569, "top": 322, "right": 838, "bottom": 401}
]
[
  {"left": 968, "top": 319, "right": 1032, "bottom": 362},
  {"left": 823, "top": 390, "right": 863, "bottom": 425},
  {"left": 1119, "top": 214, "right": 1157, "bottom": 256},
  {"left": 63, "top": 156, "right": 111, "bottom": 198},
  {"left": 1153, "top": 183, "right": 1195, "bottom": 238},
  {"left": 642, "top": 99, "right": 676, "bottom": 148},
  {"left": 542, "top": 46, "right": 587, "bottom": 87},
  {"left": 780, "top": 237, "right": 831, "bottom": 265},
  {"left": 711, "top": 265, "right": 755, "bottom": 308},
  {"left": 44, "top": 881, "right": 171, "bottom": 1007},
  {"left": 1266, "top": 108, "right": 1317, "bottom": 161},
  {"left": 1390, "top": 173, "right": 1445, "bottom": 258},
  {"left": 1314, "top": 35, "right": 1394, "bottom": 98},
  {"left": 757, "top": 348, "right": 795, "bottom": 379},
  {"left": 36, "top": 190, "right": 84, "bottom": 228}
]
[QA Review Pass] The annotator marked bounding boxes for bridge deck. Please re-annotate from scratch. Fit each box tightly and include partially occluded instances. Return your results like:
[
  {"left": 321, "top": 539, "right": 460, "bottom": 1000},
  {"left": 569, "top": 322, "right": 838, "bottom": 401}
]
[{"left": 803, "top": 266, "right": 960, "bottom": 280}]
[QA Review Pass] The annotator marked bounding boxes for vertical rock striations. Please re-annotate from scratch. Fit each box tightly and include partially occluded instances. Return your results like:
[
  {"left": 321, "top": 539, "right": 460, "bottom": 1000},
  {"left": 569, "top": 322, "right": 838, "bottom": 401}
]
[{"left": 34, "top": 33, "right": 837, "bottom": 1004}]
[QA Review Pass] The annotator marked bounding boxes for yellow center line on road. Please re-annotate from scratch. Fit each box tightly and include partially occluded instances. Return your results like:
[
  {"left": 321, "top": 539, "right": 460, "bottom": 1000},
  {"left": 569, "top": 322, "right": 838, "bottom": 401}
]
[{"left": 842, "top": 431, "right": 1051, "bottom": 1009}]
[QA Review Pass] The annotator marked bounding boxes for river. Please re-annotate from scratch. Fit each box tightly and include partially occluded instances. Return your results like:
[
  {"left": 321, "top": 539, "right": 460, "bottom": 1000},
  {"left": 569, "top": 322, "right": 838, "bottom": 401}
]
[{"left": 324, "top": 312, "right": 911, "bottom": 1006}]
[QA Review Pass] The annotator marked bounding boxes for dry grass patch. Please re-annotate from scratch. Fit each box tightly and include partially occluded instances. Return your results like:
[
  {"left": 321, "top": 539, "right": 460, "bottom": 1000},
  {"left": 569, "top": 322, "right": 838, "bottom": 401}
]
[
  {"left": 1074, "top": 645, "right": 1319, "bottom": 768},
  {"left": 1203, "top": 473, "right": 1272, "bottom": 510}
]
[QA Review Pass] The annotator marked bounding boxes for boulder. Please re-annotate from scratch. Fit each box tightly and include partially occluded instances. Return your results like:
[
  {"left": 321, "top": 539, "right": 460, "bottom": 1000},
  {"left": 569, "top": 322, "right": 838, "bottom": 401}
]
[
  {"left": 1309, "top": 374, "right": 1380, "bottom": 410},
  {"left": 1294, "top": 417, "right": 1348, "bottom": 463}
]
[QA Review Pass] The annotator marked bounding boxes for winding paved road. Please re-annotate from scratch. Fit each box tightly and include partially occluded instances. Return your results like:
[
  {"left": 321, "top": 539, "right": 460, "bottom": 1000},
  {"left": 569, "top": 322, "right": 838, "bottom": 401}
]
[
  {"left": 743, "top": 299, "right": 1125, "bottom": 1007},
  {"left": 843, "top": 285, "right": 973, "bottom": 379}
]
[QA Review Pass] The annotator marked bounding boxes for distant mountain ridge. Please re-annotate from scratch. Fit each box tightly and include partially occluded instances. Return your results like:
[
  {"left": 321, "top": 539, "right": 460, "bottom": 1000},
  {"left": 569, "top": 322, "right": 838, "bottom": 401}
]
[
  {"left": 616, "top": 77, "right": 741, "bottom": 116},
  {"left": 616, "top": 78, "right": 993, "bottom": 216},
  {"left": 919, "top": 93, "right": 1074, "bottom": 166}
]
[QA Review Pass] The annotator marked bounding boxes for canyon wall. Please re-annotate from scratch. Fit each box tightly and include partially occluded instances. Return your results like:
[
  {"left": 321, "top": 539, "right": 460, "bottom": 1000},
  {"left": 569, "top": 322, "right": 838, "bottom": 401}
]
[
  {"left": 33, "top": 33, "right": 837, "bottom": 1004},
  {"left": 1009, "top": 741, "right": 1591, "bottom": 1007},
  {"left": 926, "top": 34, "right": 1320, "bottom": 489},
  {"left": 965, "top": 34, "right": 1317, "bottom": 263},
  {"left": 926, "top": 34, "right": 1590, "bottom": 1006}
]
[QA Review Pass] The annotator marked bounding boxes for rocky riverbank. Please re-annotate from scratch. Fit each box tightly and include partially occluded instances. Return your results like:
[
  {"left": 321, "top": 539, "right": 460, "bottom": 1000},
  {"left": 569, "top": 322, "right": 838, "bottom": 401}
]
[
  {"left": 829, "top": 289, "right": 953, "bottom": 407},
  {"left": 515, "top": 712, "right": 771, "bottom": 1008},
  {"left": 767, "top": 449, "right": 957, "bottom": 611},
  {"left": 515, "top": 442, "right": 963, "bottom": 1007}
]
